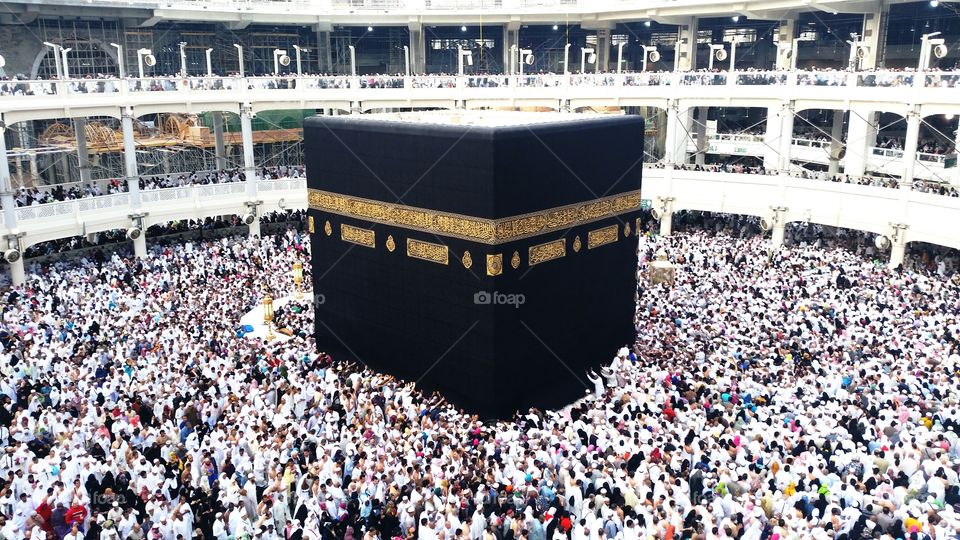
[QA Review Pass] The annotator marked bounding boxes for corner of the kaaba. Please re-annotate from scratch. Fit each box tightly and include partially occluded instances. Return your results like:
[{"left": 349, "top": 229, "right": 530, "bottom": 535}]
[{"left": 488, "top": 212, "right": 643, "bottom": 415}]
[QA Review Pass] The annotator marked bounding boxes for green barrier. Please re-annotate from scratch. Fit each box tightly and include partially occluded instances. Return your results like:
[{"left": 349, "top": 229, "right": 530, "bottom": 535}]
[{"left": 199, "top": 109, "right": 315, "bottom": 132}]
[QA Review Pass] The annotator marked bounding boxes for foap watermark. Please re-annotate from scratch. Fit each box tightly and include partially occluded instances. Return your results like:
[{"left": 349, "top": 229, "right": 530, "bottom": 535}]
[
  {"left": 93, "top": 492, "right": 131, "bottom": 507},
  {"left": 313, "top": 293, "right": 326, "bottom": 304},
  {"left": 473, "top": 290, "right": 526, "bottom": 309}
]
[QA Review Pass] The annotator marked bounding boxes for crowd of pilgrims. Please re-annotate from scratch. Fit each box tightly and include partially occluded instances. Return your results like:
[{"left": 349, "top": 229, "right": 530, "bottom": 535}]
[
  {"left": 21, "top": 211, "right": 307, "bottom": 260},
  {"left": 13, "top": 166, "right": 305, "bottom": 207},
  {"left": 0, "top": 212, "right": 959, "bottom": 540}
]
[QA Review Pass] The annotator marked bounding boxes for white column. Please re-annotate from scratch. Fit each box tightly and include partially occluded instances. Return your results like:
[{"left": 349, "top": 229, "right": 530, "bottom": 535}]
[
  {"left": 901, "top": 109, "right": 921, "bottom": 187},
  {"left": 0, "top": 126, "right": 24, "bottom": 286},
  {"left": 240, "top": 106, "right": 261, "bottom": 239},
  {"left": 75, "top": 118, "right": 93, "bottom": 186},
  {"left": 316, "top": 24, "right": 334, "bottom": 73},
  {"left": 14, "top": 156, "right": 23, "bottom": 186},
  {"left": 121, "top": 111, "right": 147, "bottom": 259},
  {"left": 674, "top": 17, "right": 698, "bottom": 71},
  {"left": 668, "top": 106, "right": 695, "bottom": 165},
  {"left": 775, "top": 19, "right": 796, "bottom": 70},
  {"left": 955, "top": 118, "right": 960, "bottom": 185},
  {"left": 860, "top": 9, "right": 889, "bottom": 70},
  {"left": 844, "top": 111, "right": 877, "bottom": 177},
  {"left": 771, "top": 222, "right": 786, "bottom": 247},
  {"left": 240, "top": 107, "right": 257, "bottom": 198},
  {"left": 827, "top": 110, "right": 845, "bottom": 175},
  {"left": 213, "top": 111, "right": 227, "bottom": 170},
  {"left": 889, "top": 239, "right": 906, "bottom": 268},
  {"left": 695, "top": 106, "right": 708, "bottom": 166},
  {"left": 763, "top": 106, "right": 780, "bottom": 170},
  {"left": 1, "top": 129, "right": 17, "bottom": 235},
  {"left": 664, "top": 103, "right": 679, "bottom": 164},
  {"left": 503, "top": 23, "right": 520, "bottom": 75},
  {"left": 596, "top": 29, "right": 611, "bottom": 72},
  {"left": 121, "top": 112, "right": 142, "bottom": 208},
  {"left": 408, "top": 22, "right": 426, "bottom": 74},
  {"left": 56, "top": 154, "right": 70, "bottom": 184},
  {"left": 778, "top": 102, "right": 795, "bottom": 171},
  {"left": 659, "top": 212, "right": 673, "bottom": 236},
  {"left": 8, "top": 255, "right": 24, "bottom": 285},
  {"left": 133, "top": 234, "right": 147, "bottom": 258}
]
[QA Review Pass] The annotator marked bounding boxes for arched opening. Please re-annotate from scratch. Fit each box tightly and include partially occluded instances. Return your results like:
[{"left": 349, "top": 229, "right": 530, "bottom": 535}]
[{"left": 33, "top": 40, "right": 117, "bottom": 80}]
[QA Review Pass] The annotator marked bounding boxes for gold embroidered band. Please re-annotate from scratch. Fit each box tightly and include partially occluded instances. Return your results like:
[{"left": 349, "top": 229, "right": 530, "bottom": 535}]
[{"left": 309, "top": 189, "right": 641, "bottom": 245}]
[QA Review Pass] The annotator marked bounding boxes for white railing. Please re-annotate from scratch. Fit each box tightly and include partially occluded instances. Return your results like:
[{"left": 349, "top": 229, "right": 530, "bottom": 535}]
[
  {"left": 140, "top": 186, "right": 195, "bottom": 204},
  {"left": 642, "top": 167, "right": 960, "bottom": 251},
  {"left": 11, "top": 179, "right": 304, "bottom": 225},
  {"left": 4, "top": 70, "right": 958, "bottom": 100},
  {"left": 792, "top": 137, "right": 831, "bottom": 149},
  {"left": 871, "top": 147, "right": 950, "bottom": 164},
  {"left": 257, "top": 178, "right": 304, "bottom": 192},
  {"left": 76, "top": 193, "right": 131, "bottom": 212},
  {"left": 15, "top": 200, "right": 76, "bottom": 221}
]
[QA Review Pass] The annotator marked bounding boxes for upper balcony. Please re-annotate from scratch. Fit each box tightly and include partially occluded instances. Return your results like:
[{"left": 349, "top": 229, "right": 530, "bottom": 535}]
[
  {"left": 1, "top": 70, "right": 959, "bottom": 125},
  {"left": 1, "top": 0, "right": 894, "bottom": 25}
]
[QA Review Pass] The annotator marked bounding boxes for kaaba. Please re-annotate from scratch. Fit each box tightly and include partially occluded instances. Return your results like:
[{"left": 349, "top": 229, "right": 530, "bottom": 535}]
[{"left": 306, "top": 111, "right": 643, "bottom": 418}]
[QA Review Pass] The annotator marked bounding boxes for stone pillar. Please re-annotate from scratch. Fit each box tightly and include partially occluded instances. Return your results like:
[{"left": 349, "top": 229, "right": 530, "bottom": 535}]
[
  {"left": 75, "top": 118, "right": 93, "bottom": 187},
  {"left": 674, "top": 17, "right": 698, "bottom": 71},
  {"left": 828, "top": 110, "right": 845, "bottom": 175},
  {"left": 0, "top": 126, "right": 24, "bottom": 285},
  {"left": 213, "top": 111, "right": 227, "bottom": 170},
  {"left": 248, "top": 220, "right": 261, "bottom": 238},
  {"left": 695, "top": 106, "right": 708, "bottom": 166},
  {"left": 408, "top": 21, "right": 426, "bottom": 74},
  {"left": 775, "top": 19, "right": 797, "bottom": 70},
  {"left": 503, "top": 22, "right": 520, "bottom": 75},
  {"left": 901, "top": 108, "right": 921, "bottom": 187},
  {"left": 778, "top": 102, "right": 795, "bottom": 171}
]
